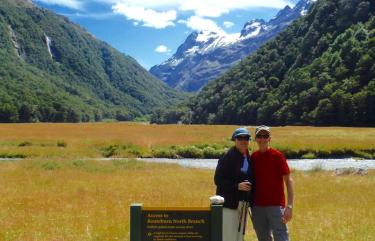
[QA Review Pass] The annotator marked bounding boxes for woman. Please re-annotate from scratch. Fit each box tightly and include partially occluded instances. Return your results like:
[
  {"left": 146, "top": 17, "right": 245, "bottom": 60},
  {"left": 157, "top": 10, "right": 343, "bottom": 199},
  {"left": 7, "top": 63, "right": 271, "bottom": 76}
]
[{"left": 214, "top": 127, "right": 254, "bottom": 241}]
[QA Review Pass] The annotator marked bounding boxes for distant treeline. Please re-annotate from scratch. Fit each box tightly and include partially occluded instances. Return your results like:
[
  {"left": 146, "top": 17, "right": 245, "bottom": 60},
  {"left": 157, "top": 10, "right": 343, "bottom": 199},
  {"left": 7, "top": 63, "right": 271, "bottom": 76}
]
[{"left": 0, "top": 102, "right": 134, "bottom": 123}]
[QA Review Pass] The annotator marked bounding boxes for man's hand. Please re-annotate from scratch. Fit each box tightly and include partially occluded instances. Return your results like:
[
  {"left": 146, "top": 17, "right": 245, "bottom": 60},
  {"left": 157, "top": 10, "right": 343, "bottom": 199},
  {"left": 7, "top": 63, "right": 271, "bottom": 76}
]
[
  {"left": 282, "top": 207, "right": 293, "bottom": 223},
  {"left": 238, "top": 181, "right": 251, "bottom": 191},
  {"left": 283, "top": 174, "right": 294, "bottom": 224}
]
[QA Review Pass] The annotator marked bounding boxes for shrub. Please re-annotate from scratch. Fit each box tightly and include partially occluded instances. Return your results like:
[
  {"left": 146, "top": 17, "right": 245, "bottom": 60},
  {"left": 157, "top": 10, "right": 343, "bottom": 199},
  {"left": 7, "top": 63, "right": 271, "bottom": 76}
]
[
  {"left": 101, "top": 144, "right": 142, "bottom": 157},
  {"left": 353, "top": 150, "right": 373, "bottom": 159},
  {"left": 176, "top": 146, "right": 204, "bottom": 158},
  {"left": 0, "top": 153, "right": 27, "bottom": 158},
  {"left": 57, "top": 140, "right": 67, "bottom": 148},
  {"left": 202, "top": 146, "right": 225, "bottom": 158},
  {"left": 281, "top": 149, "right": 300, "bottom": 159},
  {"left": 101, "top": 145, "right": 120, "bottom": 157},
  {"left": 18, "top": 141, "right": 32, "bottom": 147},
  {"left": 315, "top": 150, "right": 330, "bottom": 158},
  {"left": 151, "top": 148, "right": 178, "bottom": 158},
  {"left": 301, "top": 152, "right": 317, "bottom": 159},
  {"left": 329, "top": 149, "right": 346, "bottom": 157}
]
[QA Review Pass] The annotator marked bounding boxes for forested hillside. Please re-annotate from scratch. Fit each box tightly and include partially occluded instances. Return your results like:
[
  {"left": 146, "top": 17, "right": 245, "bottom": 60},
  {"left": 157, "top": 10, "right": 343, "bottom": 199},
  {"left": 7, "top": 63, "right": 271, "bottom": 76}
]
[
  {"left": 0, "top": 0, "right": 182, "bottom": 122},
  {"left": 152, "top": 0, "right": 375, "bottom": 126}
]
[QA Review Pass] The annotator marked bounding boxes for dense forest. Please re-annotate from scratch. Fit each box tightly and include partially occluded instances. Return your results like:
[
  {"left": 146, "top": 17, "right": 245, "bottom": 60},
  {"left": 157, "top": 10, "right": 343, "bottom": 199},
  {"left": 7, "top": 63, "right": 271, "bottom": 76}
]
[
  {"left": 0, "top": 0, "right": 183, "bottom": 123},
  {"left": 152, "top": 0, "right": 375, "bottom": 126}
]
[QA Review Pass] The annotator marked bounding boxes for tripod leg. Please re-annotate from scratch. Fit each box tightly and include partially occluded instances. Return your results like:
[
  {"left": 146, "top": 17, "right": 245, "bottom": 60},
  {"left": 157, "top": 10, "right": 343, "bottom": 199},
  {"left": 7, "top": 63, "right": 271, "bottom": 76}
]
[
  {"left": 237, "top": 202, "right": 244, "bottom": 233},
  {"left": 243, "top": 202, "right": 249, "bottom": 235}
]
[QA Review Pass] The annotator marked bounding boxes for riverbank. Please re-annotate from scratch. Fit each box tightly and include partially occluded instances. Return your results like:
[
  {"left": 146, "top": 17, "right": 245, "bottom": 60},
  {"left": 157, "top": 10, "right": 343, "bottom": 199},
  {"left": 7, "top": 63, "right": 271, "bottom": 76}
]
[
  {"left": 0, "top": 158, "right": 374, "bottom": 240},
  {"left": 0, "top": 123, "right": 374, "bottom": 159}
]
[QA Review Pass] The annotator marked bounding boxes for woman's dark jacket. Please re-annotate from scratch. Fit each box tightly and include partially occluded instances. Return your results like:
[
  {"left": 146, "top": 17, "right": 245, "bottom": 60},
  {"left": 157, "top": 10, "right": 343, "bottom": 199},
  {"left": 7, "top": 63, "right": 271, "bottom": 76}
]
[{"left": 214, "top": 147, "right": 255, "bottom": 209}]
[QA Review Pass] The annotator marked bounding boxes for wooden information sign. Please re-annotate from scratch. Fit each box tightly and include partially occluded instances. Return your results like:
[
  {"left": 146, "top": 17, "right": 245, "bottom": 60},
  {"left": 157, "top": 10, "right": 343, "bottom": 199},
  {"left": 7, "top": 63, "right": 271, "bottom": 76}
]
[{"left": 130, "top": 204, "right": 222, "bottom": 241}]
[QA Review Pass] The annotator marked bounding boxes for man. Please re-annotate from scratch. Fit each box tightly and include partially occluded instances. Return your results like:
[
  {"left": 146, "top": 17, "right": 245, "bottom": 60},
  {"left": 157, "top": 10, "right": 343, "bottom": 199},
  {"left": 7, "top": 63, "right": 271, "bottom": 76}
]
[
  {"left": 251, "top": 125, "right": 294, "bottom": 241},
  {"left": 214, "top": 127, "right": 254, "bottom": 241}
]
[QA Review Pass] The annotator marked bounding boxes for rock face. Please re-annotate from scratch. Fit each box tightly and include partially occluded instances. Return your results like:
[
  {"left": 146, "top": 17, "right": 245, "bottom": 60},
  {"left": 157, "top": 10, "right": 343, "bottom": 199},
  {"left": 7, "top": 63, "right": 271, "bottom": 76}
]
[
  {"left": 8, "top": 25, "right": 26, "bottom": 59},
  {"left": 150, "top": 0, "right": 315, "bottom": 92}
]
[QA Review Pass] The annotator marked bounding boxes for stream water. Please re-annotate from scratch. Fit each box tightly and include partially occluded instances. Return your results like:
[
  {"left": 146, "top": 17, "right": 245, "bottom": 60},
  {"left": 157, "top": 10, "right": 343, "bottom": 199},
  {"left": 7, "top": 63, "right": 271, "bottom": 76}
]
[
  {"left": 2, "top": 157, "right": 374, "bottom": 171},
  {"left": 132, "top": 157, "right": 375, "bottom": 171}
]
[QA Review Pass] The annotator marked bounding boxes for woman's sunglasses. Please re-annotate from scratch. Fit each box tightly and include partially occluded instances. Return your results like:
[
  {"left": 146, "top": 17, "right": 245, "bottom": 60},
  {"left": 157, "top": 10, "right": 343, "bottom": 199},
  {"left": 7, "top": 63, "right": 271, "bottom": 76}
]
[
  {"left": 235, "top": 136, "right": 250, "bottom": 141},
  {"left": 255, "top": 134, "right": 270, "bottom": 139}
]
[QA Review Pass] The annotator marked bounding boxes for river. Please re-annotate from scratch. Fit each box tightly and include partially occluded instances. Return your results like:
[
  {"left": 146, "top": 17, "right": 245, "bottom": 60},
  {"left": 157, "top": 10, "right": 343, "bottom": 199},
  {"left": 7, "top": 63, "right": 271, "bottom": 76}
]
[
  {"left": 133, "top": 158, "right": 375, "bottom": 171},
  {"left": 2, "top": 157, "right": 374, "bottom": 171}
]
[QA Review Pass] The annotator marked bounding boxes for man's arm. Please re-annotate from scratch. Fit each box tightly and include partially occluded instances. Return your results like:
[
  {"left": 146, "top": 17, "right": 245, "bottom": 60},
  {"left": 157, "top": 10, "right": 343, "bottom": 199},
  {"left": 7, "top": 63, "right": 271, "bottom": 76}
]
[{"left": 282, "top": 174, "right": 294, "bottom": 223}]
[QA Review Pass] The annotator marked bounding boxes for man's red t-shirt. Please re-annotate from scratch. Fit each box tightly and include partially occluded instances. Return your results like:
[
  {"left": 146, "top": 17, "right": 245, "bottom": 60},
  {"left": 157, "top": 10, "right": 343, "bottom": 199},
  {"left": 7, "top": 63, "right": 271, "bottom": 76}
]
[{"left": 251, "top": 148, "right": 290, "bottom": 207}]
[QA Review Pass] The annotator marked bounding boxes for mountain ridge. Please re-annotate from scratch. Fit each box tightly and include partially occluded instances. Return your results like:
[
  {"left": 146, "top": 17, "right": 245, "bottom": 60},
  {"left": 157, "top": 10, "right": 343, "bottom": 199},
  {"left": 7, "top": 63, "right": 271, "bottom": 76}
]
[{"left": 150, "top": 0, "right": 315, "bottom": 92}]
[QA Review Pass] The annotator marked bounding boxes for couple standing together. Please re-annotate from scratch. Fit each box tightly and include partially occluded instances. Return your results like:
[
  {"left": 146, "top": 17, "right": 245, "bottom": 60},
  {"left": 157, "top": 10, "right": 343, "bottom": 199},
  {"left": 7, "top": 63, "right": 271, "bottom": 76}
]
[{"left": 214, "top": 125, "right": 294, "bottom": 241}]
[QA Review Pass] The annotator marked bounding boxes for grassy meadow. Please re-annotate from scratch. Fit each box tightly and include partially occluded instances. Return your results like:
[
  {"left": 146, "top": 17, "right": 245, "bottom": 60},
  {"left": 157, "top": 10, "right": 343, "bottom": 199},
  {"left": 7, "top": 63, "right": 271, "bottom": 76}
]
[
  {"left": 0, "top": 159, "right": 374, "bottom": 241},
  {"left": 0, "top": 123, "right": 375, "bottom": 159},
  {"left": 0, "top": 123, "right": 374, "bottom": 240}
]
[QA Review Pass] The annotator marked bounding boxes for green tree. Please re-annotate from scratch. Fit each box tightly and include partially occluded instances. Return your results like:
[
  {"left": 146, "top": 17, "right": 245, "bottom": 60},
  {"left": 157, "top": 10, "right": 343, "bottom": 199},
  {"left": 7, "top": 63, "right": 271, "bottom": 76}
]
[{"left": 0, "top": 103, "right": 19, "bottom": 122}]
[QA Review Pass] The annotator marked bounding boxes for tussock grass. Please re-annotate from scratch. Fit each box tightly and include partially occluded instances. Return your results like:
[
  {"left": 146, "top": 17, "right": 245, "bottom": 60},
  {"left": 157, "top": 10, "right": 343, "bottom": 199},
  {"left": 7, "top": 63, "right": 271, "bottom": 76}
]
[
  {"left": 0, "top": 160, "right": 374, "bottom": 240},
  {"left": 0, "top": 159, "right": 212, "bottom": 240},
  {"left": 0, "top": 123, "right": 374, "bottom": 158}
]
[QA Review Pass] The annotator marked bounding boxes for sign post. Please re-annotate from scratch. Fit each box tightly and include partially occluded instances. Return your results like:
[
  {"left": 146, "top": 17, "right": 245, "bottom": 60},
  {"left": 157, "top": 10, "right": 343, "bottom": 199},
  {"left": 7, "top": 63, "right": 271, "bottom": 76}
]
[{"left": 130, "top": 204, "right": 223, "bottom": 241}]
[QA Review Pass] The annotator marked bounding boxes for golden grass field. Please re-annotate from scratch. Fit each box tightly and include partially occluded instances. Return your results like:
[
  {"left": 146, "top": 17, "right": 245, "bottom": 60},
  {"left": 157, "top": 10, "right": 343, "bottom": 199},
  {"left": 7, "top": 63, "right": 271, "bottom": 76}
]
[
  {"left": 0, "top": 123, "right": 374, "bottom": 240},
  {"left": 0, "top": 159, "right": 374, "bottom": 241},
  {"left": 0, "top": 123, "right": 374, "bottom": 158}
]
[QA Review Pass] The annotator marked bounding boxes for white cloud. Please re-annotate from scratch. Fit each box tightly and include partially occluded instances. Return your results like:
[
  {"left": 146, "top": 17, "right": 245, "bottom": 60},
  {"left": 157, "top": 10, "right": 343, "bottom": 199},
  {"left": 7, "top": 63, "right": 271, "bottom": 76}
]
[
  {"left": 109, "top": 0, "right": 294, "bottom": 13},
  {"left": 179, "top": 0, "right": 294, "bottom": 17},
  {"left": 177, "top": 19, "right": 187, "bottom": 24},
  {"left": 223, "top": 21, "right": 234, "bottom": 28},
  {"left": 185, "top": 16, "right": 224, "bottom": 33},
  {"left": 110, "top": 0, "right": 294, "bottom": 29},
  {"left": 112, "top": 3, "right": 176, "bottom": 29},
  {"left": 62, "top": 12, "right": 116, "bottom": 19},
  {"left": 133, "top": 21, "right": 139, "bottom": 26},
  {"left": 115, "top": 0, "right": 180, "bottom": 10},
  {"left": 37, "top": 0, "right": 295, "bottom": 16},
  {"left": 36, "top": 0, "right": 295, "bottom": 29},
  {"left": 34, "top": 0, "right": 83, "bottom": 9},
  {"left": 155, "top": 45, "right": 171, "bottom": 53},
  {"left": 112, "top": 0, "right": 294, "bottom": 30}
]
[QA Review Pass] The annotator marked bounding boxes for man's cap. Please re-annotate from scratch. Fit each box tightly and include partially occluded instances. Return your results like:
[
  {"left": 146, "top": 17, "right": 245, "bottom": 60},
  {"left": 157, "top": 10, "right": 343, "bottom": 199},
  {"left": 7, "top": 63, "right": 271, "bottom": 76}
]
[
  {"left": 231, "top": 127, "right": 251, "bottom": 141},
  {"left": 255, "top": 125, "right": 271, "bottom": 135}
]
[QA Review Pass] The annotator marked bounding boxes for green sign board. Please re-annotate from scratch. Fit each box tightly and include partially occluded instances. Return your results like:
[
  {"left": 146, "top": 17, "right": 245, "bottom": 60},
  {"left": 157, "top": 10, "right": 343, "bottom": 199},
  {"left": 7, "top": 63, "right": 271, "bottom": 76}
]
[{"left": 130, "top": 204, "right": 222, "bottom": 241}]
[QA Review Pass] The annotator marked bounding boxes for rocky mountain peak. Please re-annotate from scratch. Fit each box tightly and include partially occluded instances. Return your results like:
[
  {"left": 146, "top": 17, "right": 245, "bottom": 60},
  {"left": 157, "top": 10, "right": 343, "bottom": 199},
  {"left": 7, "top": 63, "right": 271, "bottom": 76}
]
[
  {"left": 150, "top": 0, "right": 316, "bottom": 92},
  {"left": 240, "top": 19, "right": 266, "bottom": 37}
]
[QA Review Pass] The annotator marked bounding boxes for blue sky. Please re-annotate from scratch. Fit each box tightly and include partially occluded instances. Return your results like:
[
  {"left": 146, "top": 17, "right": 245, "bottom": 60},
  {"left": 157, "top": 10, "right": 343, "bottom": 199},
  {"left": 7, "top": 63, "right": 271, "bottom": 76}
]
[{"left": 33, "top": 0, "right": 299, "bottom": 70}]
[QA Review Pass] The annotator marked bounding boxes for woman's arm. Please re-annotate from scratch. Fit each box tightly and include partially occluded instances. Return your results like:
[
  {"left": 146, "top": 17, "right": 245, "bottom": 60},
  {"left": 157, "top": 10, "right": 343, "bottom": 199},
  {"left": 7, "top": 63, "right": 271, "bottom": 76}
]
[{"left": 214, "top": 156, "right": 238, "bottom": 192}]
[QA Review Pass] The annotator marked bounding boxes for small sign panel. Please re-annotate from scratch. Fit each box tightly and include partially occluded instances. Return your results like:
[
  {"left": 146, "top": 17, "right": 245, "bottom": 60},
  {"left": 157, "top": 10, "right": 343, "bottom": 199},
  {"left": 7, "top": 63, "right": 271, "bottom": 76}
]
[
  {"left": 141, "top": 209, "right": 210, "bottom": 241},
  {"left": 130, "top": 204, "right": 222, "bottom": 241}
]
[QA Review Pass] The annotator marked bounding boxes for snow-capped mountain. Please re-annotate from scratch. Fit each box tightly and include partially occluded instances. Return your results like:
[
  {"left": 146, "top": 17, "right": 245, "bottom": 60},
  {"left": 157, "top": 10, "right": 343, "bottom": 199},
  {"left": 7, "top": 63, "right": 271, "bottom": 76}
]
[{"left": 150, "top": 0, "right": 316, "bottom": 92}]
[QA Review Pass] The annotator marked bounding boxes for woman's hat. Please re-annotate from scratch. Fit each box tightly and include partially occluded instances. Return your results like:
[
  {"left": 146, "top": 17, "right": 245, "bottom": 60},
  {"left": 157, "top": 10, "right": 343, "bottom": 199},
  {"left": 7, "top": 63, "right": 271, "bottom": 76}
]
[{"left": 231, "top": 127, "right": 251, "bottom": 140}]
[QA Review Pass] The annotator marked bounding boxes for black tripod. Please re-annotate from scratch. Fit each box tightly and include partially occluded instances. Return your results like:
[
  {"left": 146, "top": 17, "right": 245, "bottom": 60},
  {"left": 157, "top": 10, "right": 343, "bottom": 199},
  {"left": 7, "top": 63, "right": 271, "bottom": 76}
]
[{"left": 237, "top": 201, "right": 252, "bottom": 238}]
